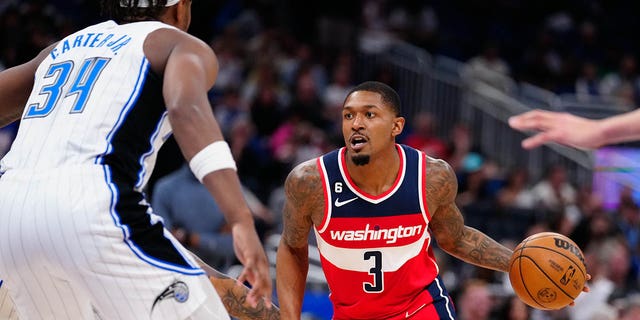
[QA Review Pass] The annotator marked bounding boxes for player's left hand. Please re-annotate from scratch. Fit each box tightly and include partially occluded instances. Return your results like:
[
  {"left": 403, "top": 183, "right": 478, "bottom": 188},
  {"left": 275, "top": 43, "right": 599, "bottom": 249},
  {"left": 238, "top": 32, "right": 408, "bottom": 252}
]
[{"left": 231, "top": 221, "right": 273, "bottom": 308}]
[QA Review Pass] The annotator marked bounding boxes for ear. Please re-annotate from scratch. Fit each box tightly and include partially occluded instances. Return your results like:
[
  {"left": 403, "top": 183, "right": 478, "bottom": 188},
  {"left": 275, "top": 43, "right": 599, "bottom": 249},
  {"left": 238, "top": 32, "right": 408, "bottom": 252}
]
[{"left": 391, "top": 116, "right": 405, "bottom": 137}]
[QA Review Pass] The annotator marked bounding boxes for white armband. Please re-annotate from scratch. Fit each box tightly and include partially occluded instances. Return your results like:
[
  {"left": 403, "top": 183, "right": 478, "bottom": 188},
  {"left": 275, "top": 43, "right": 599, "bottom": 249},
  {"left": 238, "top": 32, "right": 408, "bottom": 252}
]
[{"left": 189, "top": 141, "right": 237, "bottom": 182}]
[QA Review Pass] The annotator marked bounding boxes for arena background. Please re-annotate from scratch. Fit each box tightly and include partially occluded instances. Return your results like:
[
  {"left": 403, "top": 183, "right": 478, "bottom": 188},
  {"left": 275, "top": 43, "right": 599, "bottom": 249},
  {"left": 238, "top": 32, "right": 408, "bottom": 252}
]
[{"left": 1, "top": 1, "right": 639, "bottom": 319}]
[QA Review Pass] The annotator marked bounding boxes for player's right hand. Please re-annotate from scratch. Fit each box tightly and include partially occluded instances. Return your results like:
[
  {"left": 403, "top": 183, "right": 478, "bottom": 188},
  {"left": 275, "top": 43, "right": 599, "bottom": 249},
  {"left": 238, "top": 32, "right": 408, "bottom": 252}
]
[
  {"left": 569, "top": 273, "right": 592, "bottom": 307},
  {"left": 231, "top": 221, "right": 273, "bottom": 308}
]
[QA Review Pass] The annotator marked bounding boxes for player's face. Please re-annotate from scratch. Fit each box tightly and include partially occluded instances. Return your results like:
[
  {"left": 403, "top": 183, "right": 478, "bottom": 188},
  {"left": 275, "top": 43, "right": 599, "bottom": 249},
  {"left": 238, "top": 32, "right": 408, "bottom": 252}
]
[{"left": 342, "top": 91, "right": 404, "bottom": 165}]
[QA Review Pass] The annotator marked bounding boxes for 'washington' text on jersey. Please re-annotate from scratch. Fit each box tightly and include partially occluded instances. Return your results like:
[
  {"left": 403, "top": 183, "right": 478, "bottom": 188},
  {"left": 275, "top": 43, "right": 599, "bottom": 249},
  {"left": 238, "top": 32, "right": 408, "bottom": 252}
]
[{"left": 329, "top": 223, "right": 422, "bottom": 244}]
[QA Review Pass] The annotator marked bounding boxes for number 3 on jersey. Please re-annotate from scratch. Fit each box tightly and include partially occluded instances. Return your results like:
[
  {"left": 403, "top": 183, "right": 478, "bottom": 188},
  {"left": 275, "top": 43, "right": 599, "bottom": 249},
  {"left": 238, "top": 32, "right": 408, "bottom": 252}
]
[
  {"left": 24, "top": 57, "right": 111, "bottom": 118},
  {"left": 363, "top": 250, "right": 384, "bottom": 293}
]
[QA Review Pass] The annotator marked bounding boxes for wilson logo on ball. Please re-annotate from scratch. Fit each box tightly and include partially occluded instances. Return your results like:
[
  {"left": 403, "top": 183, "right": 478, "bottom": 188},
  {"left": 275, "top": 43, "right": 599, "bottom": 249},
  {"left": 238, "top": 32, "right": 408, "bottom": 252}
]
[{"left": 553, "top": 238, "right": 585, "bottom": 264}]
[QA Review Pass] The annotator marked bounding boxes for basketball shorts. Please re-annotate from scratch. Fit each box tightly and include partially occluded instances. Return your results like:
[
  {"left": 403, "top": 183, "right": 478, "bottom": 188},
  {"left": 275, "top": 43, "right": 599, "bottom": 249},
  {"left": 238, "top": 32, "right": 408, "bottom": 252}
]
[{"left": 0, "top": 165, "right": 229, "bottom": 320}]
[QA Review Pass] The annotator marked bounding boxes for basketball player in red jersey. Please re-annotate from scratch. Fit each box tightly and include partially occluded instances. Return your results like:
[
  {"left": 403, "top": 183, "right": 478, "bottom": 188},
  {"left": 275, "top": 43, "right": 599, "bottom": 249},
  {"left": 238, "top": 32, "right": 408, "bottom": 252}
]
[{"left": 276, "top": 81, "right": 515, "bottom": 319}]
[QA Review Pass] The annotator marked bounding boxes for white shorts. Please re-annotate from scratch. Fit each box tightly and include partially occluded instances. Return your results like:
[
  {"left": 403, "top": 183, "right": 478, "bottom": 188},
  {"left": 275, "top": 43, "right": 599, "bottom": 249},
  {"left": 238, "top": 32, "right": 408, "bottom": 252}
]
[{"left": 0, "top": 166, "right": 229, "bottom": 320}]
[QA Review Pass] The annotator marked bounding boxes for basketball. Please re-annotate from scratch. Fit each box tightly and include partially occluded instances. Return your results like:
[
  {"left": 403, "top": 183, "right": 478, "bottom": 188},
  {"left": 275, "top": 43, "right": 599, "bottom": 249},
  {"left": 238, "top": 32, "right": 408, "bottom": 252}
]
[{"left": 509, "top": 232, "right": 587, "bottom": 310}]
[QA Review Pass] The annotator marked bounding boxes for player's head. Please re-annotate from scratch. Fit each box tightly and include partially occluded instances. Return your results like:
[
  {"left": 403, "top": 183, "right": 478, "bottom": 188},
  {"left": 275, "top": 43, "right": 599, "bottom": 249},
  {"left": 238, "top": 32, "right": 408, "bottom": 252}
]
[
  {"left": 342, "top": 81, "right": 405, "bottom": 166},
  {"left": 100, "top": 0, "right": 192, "bottom": 31}
]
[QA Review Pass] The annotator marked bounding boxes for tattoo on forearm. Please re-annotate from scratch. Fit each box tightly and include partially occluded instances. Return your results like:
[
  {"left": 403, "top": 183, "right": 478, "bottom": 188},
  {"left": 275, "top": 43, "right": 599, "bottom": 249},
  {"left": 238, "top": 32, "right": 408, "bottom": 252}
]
[
  {"left": 459, "top": 228, "right": 511, "bottom": 271},
  {"left": 426, "top": 158, "right": 512, "bottom": 272},
  {"left": 218, "top": 285, "right": 280, "bottom": 320}
]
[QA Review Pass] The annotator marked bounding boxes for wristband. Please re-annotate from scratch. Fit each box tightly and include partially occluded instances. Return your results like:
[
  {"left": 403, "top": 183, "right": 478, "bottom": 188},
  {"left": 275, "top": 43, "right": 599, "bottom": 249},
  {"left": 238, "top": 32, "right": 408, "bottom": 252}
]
[{"left": 189, "top": 141, "right": 237, "bottom": 182}]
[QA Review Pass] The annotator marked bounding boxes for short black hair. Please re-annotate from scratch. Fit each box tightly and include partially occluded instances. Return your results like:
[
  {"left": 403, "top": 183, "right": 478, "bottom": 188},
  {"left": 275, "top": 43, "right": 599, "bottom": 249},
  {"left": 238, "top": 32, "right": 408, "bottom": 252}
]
[
  {"left": 100, "top": 0, "right": 169, "bottom": 22},
  {"left": 345, "top": 81, "right": 402, "bottom": 116}
]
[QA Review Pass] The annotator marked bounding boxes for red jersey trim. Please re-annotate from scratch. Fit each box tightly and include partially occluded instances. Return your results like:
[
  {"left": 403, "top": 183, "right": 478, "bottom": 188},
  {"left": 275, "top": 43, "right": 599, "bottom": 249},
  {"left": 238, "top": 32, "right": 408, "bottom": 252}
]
[
  {"left": 419, "top": 151, "right": 432, "bottom": 221},
  {"left": 316, "top": 157, "right": 332, "bottom": 233},
  {"left": 338, "top": 144, "right": 406, "bottom": 203}
]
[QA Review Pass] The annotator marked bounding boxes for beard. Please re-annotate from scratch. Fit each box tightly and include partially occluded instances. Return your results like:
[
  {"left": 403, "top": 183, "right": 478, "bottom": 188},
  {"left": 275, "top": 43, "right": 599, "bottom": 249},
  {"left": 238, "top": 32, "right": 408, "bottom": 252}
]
[{"left": 351, "top": 154, "right": 370, "bottom": 166}]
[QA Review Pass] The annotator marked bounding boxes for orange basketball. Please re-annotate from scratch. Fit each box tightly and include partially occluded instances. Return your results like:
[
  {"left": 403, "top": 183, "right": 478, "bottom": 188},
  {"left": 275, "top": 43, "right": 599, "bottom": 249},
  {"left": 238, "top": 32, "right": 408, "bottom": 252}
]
[{"left": 509, "top": 232, "right": 588, "bottom": 310}]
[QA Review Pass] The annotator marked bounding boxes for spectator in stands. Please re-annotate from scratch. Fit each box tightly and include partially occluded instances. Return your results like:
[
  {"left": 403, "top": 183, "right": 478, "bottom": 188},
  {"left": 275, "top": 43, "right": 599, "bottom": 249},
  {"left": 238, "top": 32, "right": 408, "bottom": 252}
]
[
  {"left": 496, "top": 167, "right": 535, "bottom": 210},
  {"left": 520, "top": 29, "right": 564, "bottom": 91},
  {"left": 569, "top": 187, "right": 608, "bottom": 249},
  {"left": 213, "top": 87, "right": 246, "bottom": 137},
  {"left": 152, "top": 164, "right": 274, "bottom": 271},
  {"left": 227, "top": 116, "right": 278, "bottom": 202},
  {"left": 599, "top": 54, "right": 640, "bottom": 106},
  {"left": 243, "top": 61, "right": 290, "bottom": 123},
  {"left": 462, "top": 41, "right": 514, "bottom": 93},
  {"left": 496, "top": 295, "right": 532, "bottom": 320},
  {"left": 618, "top": 295, "right": 640, "bottom": 320},
  {"left": 570, "top": 237, "right": 636, "bottom": 320},
  {"left": 455, "top": 279, "right": 494, "bottom": 320},
  {"left": 447, "top": 122, "right": 475, "bottom": 173},
  {"left": 402, "top": 111, "right": 449, "bottom": 160},
  {"left": 288, "top": 67, "right": 329, "bottom": 130},
  {"left": 323, "top": 60, "right": 354, "bottom": 138},
  {"left": 574, "top": 61, "right": 602, "bottom": 101},
  {"left": 248, "top": 75, "right": 287, "bottom": 137},
  {"left": 209, "top": 27, "right": 245, "bottom": 95},
  {"left": 615, "top": 198, "right": 640, "bottom": 281},
  {"left": 573, "top": 21, "right": 603, "bottom": 67},
  {"left": 530, "top": 164, "right": 580, "bottom": 233},
  {"left": 456, "top": 152, "right": 491, "bottom": 208}
]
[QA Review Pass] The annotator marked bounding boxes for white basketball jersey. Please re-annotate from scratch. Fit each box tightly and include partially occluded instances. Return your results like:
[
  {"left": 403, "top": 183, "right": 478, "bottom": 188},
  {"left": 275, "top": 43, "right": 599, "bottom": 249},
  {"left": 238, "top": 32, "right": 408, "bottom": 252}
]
[
  {"left": 0, "top": 21, "right": 229, "bottom": 320},
  {"left": 1, "top": 20, "right": 174, "bottom": 190}
]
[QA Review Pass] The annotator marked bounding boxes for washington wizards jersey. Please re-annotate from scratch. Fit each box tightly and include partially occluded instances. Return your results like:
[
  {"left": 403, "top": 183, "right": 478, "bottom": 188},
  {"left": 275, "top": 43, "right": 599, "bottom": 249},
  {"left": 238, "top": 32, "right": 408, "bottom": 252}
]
[
  {"left": 315, "top": 144, "right": 452, "bottom": 319},
  {"left": 0, "top": 20, "right": 173, "bottom": 191}
]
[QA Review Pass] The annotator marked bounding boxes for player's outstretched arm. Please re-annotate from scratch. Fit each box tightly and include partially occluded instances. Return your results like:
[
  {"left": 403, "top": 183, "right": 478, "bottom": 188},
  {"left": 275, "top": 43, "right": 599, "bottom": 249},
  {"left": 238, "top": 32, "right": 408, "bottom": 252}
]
[
  {"left": 276, "top": 160, "right": 318, "bottom": 318},
  {"left": 509, "top": 109, "right": 640, "bottom": 149},
  {"left": 0, "top": 43, "right": 55, "bottom": 128},
  {"left": 426, "top": 157, "right": 513, "bottom": 272},
  {"left": 149, "top": 28, "right": 271, "bottom": 307},
  {"left": 189, "top": 252, "right": 280, "bottom": 320}
]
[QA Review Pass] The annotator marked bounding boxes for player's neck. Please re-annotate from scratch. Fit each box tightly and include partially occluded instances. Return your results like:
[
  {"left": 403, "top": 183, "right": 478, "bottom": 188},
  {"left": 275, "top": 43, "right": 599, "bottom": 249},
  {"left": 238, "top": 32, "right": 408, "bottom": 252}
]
[{"left": 346, "top": 146, "right": 400, "bottom": 196}]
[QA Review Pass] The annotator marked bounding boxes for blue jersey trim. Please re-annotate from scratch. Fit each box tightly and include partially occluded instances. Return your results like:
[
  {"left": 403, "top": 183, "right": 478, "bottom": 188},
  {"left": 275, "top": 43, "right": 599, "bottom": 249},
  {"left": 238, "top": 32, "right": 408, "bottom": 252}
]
[
  {"left": 95, "top": 57, "right": 149, "bottom": 164},
  {"left": 134, "top": 111, "right": 168, "bottom": 189},
  {"left": 102, "top": 163, "right": 203, "bottom": 275}
]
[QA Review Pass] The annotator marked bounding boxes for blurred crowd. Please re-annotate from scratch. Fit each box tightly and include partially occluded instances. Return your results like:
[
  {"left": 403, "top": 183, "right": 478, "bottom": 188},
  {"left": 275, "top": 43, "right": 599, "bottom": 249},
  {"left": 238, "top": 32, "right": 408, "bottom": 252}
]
[{"left": 2, "top": 1, "right": 640, "bottom": 319}]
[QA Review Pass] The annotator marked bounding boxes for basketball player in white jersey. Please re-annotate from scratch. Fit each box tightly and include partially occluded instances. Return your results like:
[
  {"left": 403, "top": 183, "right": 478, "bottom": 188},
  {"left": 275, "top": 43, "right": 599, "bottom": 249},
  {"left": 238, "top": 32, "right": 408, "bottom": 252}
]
[{"left": 0, "top": 0, "right": 272, "bottom": 319}]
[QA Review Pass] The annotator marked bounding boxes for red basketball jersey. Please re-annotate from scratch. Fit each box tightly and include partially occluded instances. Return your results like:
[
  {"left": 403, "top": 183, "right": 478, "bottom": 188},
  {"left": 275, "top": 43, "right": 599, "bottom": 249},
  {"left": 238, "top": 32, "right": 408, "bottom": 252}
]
[{"left": 314, "top": 144, "right": 455, "bottom": 319}]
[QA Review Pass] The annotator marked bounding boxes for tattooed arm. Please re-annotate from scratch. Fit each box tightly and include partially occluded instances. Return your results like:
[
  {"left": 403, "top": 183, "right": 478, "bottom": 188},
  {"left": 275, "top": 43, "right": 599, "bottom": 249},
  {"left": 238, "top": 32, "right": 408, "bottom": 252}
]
[
  {"left": 426, "top": 157, "right": 513, "bottom": 272},
  {"left": 276, "top": 159, "right": 323, "bottom": 318},
  {"left": 189, "top": 250, "right": 280, "bottom": 320},
  {"left": 210, "top": 277, "right": 280, "bottom": 320}
]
